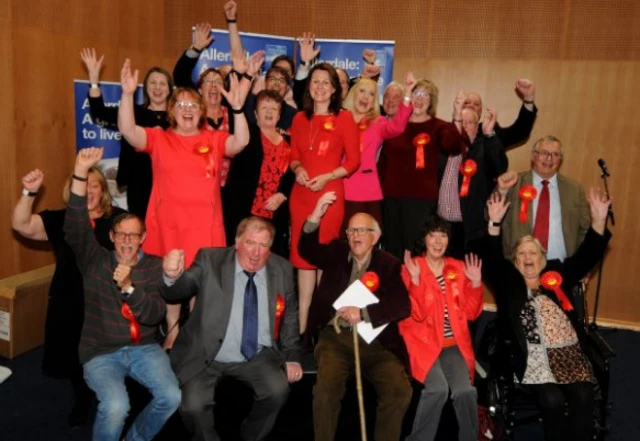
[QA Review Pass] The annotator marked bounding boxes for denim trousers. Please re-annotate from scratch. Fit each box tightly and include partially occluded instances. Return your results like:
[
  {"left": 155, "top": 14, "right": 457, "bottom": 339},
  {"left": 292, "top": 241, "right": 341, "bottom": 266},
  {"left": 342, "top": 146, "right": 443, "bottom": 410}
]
[{"left": 83, "top": 344, "right": 181, "bottom": 441}]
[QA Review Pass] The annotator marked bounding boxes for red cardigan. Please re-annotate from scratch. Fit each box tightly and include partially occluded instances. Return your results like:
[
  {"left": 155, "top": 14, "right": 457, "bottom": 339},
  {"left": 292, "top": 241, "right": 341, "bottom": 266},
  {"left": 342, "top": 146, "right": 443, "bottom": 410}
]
[{"left": 399, "top": 257, "right": 483, "bottom": 383}]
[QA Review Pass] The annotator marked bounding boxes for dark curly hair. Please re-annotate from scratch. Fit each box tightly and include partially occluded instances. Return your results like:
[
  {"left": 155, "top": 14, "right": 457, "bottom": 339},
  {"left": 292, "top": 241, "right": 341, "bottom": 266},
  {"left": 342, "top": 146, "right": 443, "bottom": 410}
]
[{"left": 410, "top": 215, "right": 452, "bottom": 257}]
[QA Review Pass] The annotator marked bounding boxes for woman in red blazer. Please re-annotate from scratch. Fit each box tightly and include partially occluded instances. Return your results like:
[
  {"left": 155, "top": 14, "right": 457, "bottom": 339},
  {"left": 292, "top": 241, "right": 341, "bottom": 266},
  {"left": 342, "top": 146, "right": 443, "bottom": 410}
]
[{"left": 399, "top": 215, "right": 483, "bottom": 441}]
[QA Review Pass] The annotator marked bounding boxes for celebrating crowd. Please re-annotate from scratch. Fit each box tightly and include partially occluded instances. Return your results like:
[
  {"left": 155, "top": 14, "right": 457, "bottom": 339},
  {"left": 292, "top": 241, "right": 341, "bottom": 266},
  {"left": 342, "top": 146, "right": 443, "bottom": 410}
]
[{"left": 11, "top": 2, "right": 613, "bottom": 441}]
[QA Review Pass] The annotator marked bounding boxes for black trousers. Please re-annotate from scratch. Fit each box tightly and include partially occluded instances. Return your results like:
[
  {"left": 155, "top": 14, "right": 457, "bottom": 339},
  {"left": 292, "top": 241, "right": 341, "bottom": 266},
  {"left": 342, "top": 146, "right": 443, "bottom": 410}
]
[
  {"left": 530, "top": 381, "right": 595, "bottom": 441},
  {"left": 382, "top": 197, "right": 436, "bottom": 259},
  {"left": 180, "top": 348, "right": 289, "bottom": 441}
]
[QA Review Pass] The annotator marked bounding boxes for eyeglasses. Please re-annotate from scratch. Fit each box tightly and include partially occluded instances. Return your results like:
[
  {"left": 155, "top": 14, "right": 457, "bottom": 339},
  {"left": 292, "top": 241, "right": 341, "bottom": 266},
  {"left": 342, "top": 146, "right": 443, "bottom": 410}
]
[
  {"left": 113, "top": 232, "right": 143, "bottom": 241},
  {"left": 174, "top": 101, "right": 199, "bottom": 111},
  {"left": 412, "top": 91, "right": 430, "bottom": 99},
  {"left": 534, "top": 149, "right": 562, "bottom": 160},
  {"left": 266, "top": 76, "right": 287, "bottom": 85},
  {"left": 345, "top": 227, "right": 376, "bottom": 236},
  {"left": 201, "top": 79, "right": 223, "bottom": 86}
]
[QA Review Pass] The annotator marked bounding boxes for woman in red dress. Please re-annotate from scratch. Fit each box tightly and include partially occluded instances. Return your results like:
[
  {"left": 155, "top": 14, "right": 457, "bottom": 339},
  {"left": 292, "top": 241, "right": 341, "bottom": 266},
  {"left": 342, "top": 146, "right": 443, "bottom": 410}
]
[
  {"left": 289, "top": 63, "right": 360, "bottom": 333},
  {"left": 117, "top": 58, "right": 251, "bottom": 348}
]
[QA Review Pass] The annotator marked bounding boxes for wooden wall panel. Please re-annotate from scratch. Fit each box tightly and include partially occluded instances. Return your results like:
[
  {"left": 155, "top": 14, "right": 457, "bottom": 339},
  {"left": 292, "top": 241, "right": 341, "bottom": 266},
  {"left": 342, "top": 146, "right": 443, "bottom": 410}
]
[{"left": 1, "top": 0, "right": 639, "bottom": 327}]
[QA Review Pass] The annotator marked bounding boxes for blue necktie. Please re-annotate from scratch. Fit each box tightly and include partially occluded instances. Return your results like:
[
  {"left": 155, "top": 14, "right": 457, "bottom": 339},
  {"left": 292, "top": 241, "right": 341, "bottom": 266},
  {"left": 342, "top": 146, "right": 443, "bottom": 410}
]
[{"left": 241, "top": 271, "right": 258, "bottom": 360}]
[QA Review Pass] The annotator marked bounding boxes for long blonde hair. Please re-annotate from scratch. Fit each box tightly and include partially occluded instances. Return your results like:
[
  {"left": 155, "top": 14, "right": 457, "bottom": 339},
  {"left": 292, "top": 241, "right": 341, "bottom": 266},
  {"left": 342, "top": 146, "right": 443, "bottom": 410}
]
[
  {"left": 62, "top": 166, "right": 113, "bottom": 217},
  {"left": 342, "top": 78, "right": 380, "bottom": 121}
]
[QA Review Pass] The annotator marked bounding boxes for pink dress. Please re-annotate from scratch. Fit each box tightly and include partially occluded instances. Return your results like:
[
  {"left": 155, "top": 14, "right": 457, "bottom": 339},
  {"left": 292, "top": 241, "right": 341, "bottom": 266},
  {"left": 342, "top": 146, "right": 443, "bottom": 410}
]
[{"left": 142, "top": 127, "right": 229, "bottom": 267}]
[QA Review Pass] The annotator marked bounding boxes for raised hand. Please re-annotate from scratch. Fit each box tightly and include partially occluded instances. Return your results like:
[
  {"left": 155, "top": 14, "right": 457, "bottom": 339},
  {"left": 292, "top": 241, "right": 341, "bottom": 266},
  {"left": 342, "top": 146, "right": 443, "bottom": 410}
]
[
  {"left": 404, "top": 72, "right": 417, "bottom": 94},
  {"left": 22, "top": 169, "right": 44, "bottom": 193},
  {"left": 193, "top": 23, "right": 213, "bottom": 51},
  {"left": 453, "top": 90, "right": 465, "bottom": 118},
  {"left": 482, "top": 108, "right": 497, "bottom": 135},
  {"left": 75, "top": 147, "right": 104, "bottom": 173},
  {"left": 120, "top": 59, "right": 139, "bottom": 96},
  {"left": 247, "top": 50, "right": 265, "bottom": 77},
  {"left": 403, "top": 250, "right": 421, "bottom": 285},
  {"left": 80, "top": 48, "right": 104, "bottom": 84},
  {"left": 497, "top": 170, "right": 518, "bottom": 193},
  {"left": 219, "top": 72, "right": 243, "bottom": 110},
  {"left": 309, "top": 191, "right": 337, "bottom": 222},
  {"left": 362, "top": 64, "right": 380, "bottom": 79},
  {"left": 464, "top": 253, "right": 482, "bottom": 287},
  {"left": 298, "top": 32, "right": 321, "bottom": 63},
  {"left": 588, "top": 187, "right": 612, "bottom": 227},
  {"left": 515, "top": 78, "right": 535, "bottom": 102},
  {"left": 487, "top": 191, "right": 510, "bottom": 223},
  {"left": 223, "top": 1, "right": 237, "bottom": 21},
  {"left": 113, "top": 263, "right": 132, "bottom": 290},
  {"left": 163, "top": 249, "right": 185, "bottom": 279},
  {"left": 362, "top": 49, "right": 376, "bottom": 65}
]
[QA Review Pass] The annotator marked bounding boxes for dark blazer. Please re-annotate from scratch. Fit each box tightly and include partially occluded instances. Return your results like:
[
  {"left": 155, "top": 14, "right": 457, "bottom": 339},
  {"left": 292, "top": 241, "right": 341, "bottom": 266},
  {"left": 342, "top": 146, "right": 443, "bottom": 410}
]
[
  {"left": 437, "top": 133, "right": 508, "bottom": 245},
  {"left": 473, "top": 227, "right": 611, "bottom": 381},
  {"left": 161, "top": 247, "right": 300, "bottom": 385},
  {"left": 299, "top": 226, "right": 410, "bottom": 366},
  {"left": 501, "top": 170, "right": 591, "bottom": 258}
]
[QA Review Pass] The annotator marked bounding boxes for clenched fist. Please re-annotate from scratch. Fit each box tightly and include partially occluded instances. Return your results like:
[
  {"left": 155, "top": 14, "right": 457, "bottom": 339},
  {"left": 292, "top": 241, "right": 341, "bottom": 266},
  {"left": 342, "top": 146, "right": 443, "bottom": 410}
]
[
  {"left": 113, "top": 263, "right": 132, "bottom": 290},
  {"left": 164, "top": 249, "right": 185, "bottom": 279}
]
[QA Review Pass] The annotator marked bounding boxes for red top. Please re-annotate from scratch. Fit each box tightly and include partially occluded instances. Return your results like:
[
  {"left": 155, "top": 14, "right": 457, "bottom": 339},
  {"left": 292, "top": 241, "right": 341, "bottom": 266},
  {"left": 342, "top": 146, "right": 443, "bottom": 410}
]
[
  {"left": 379, "top": 118, "right": 462, "bottom": 200},
  {"left": 251, "top": 134, "right": 291, "bottom": 219},
  {"left": 142, "top": 127, "right": 229, "bottom": 267}
]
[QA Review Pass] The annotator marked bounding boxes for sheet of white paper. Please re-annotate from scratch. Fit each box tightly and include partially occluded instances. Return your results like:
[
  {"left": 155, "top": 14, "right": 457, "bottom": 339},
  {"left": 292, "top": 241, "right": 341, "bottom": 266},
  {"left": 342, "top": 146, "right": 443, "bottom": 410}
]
[{"left": 332, "top": 280, "right": 389, "bottom": 344}]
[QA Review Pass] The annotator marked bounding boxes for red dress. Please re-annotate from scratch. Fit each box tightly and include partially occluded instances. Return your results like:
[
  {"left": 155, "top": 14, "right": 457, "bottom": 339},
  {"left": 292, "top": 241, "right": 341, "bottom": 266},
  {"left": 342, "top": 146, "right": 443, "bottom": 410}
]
[
  {"left": 289, "top": 110, "right": 360, "bottom": 269},
  {"left": 142, "top": 127, "right": 229, "bottom": 267}
]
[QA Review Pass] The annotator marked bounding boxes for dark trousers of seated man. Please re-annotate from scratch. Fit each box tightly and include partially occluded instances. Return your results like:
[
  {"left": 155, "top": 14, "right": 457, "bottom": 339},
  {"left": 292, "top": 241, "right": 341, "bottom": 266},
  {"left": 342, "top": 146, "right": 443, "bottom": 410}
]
[
  {"left": 180, "top": 347, "right": 289, "bottom": 441},
  {"left": 313, "top": 327, "right": 412, "bottom": 441},
  {"left": 406, "top": 345, "right": 478, "bottom": 441}
]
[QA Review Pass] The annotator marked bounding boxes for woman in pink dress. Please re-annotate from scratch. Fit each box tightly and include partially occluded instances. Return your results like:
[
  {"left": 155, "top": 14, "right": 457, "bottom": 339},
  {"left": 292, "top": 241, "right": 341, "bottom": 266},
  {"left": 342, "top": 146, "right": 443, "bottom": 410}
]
[
  {"left": 118, "top": 58, "right": 251, "bottom": 348},
  {"left": 289, "top": 63, "right": 360, "bottom": 333}
]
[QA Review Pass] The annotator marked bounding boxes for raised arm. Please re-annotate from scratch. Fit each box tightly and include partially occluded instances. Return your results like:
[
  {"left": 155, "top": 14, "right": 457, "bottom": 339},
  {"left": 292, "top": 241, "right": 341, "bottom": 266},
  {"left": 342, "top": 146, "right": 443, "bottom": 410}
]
[
  {"left": 498, "top": 79, "right": 538, "bottom": 151},
  {"left": 298, "top": 192, "right": 339, "bottom": 269},
  {"left": 161, "top": 248, "right": 204, "bottom": 302},
  {"left": 173, "top": 23, "right": 213, "bottom": 88},
  {"left": 378, "top": 72, "right": 414, "bottom": 140},
  {"left": 117, "top": 59, "right": 147, "bottom": 150},
  {"left": 11, "top": 169, "right": 47, "bottom": 241},
  {"left": 224, "top": 1, "right": 244, "bottom": 59},
  {"left": 80, "top": 48, "right": 119, "bottom": 127},
  {"left": 293, "top": 33, "right": 321, "bottom": 109}
]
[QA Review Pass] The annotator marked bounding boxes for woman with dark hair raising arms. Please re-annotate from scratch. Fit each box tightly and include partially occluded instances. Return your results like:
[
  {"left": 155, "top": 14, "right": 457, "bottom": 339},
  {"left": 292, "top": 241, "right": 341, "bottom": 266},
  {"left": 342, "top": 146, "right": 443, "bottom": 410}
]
[
  {"left": 81, "top": 48, "right": 173, "bottom": 219},
  {"left": 289, "top": 63, "right": 360, "bottom": 333}
]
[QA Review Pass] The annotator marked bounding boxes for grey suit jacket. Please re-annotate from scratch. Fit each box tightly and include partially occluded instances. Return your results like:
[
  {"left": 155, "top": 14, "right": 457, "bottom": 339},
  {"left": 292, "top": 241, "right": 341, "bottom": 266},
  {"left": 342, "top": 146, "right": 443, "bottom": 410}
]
[
  {"left": 502, "top": 170, "right": 591, "bottom": 258},
  {"left": 161, "top": 247, "right": 300, "bottom": 385}
]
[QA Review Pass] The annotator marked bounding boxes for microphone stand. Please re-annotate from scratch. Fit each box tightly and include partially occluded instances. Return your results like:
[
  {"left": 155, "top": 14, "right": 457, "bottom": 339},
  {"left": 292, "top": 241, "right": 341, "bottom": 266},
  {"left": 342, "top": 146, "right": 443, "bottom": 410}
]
[{"left": 591, "top": 168, "right": 614, "bottom": 332}]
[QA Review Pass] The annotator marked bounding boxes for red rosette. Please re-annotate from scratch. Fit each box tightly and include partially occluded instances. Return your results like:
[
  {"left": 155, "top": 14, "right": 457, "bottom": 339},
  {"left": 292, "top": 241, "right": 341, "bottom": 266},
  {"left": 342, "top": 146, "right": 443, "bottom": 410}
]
[
  {"left": 442, "top": 264, "right": 461, "bottom": 302},
  {"left": 323, "top": 115, "right": 336, "bottom": 132},
  {"left": 194, "top": 142, "right": 211, "bottom": 155},
  {"left": 413, "top": 133, "right": 431, "bottom": 169},
  {"left": 274, "top": 294, "right": 285, "bottom": 340},
  {"left": 120, "top": 303, "right": 141, "bottom": 344},
  {"left": 459, "top": 159, "right": 478, "bottom": 197},
  {"left": 357, "top": 119, "right": 370, "bottom": 131},
  {"left": 540, "top": 271, "right": 573, "bottom": 311},
  {"left": 360, "top": 271, "right": 380, "bottom": 293},
  {"left": 518, "top": 185, "right": 538, "bottom": 223}
]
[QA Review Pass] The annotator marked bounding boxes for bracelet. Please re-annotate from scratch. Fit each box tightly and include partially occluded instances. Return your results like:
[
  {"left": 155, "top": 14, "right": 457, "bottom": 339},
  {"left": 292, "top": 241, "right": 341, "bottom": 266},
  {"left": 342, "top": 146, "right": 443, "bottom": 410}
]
[
  {"left": 226, "top": 18, "right": 237, "bottom": 23},
  {"left": 523, "top": 99, "right": 535, "bottom": 104},
  {"left": 22, "top": 188, "right": 37, "bottom": 197},
  {"left": 190, "top": 45, "right": 204, "bottom": 54},
  {"left": 231, "top": 107, "right": 244, "bottom": 114},
  {"left": 489, "top": 220, "right": 502, "bottom": 227},
  {"left": 242, "top": 72, "right": 253, "bottom": 81},
  {"left": 90, "top": 83, "right": 99, "bottom": 89},
  {"left": 72, "top": 174, "right": 88, "bottom": 182}
]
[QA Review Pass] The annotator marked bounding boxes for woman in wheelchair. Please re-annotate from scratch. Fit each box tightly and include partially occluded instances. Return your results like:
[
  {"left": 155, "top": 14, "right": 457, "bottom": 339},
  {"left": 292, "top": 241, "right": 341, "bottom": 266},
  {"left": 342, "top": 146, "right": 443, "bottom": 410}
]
[
  {"left": 399, "top": 215, "right": 484, "bottom": 441},
  {"left": 478, "top": 188, "right": 612, "bottom": 441}
]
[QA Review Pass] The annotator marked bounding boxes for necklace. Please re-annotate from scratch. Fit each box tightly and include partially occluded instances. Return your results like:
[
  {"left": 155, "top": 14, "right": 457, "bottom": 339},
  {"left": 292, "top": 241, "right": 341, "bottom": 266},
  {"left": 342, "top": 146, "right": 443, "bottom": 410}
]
[{"left": 308, "top": 118, "right": 321, "bottom": 150}]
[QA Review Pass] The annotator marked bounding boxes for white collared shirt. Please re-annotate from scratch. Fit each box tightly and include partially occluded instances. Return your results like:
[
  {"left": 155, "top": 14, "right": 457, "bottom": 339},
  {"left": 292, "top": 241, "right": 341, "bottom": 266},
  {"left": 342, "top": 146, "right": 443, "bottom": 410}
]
[{"left": 531, "top": 171, "right": 567, "bottom": 261}]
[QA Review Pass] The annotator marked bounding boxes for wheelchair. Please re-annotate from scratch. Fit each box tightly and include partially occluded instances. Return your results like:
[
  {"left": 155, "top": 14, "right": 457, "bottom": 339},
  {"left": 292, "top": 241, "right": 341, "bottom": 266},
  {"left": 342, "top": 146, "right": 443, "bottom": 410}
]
[{"left": 481, "top": 286, "right": 613, "bottom": 441}]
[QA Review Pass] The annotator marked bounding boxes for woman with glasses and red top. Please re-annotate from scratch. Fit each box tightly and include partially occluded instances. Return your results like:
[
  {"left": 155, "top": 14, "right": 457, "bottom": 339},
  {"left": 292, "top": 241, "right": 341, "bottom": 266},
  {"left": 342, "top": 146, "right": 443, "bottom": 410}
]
[{"left": 117, "top": 59, "right": 251, "bottom": 348}]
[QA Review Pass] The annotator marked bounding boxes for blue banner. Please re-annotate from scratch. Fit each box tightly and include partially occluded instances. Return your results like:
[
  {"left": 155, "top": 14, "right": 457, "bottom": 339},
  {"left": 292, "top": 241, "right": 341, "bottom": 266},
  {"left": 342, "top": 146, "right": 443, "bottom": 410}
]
[
  {"left": 313, "top": 38, "right": 395, "bottom": 101},
  {"left": 192, "top": 29, "right": 295, "bottom": 84},
  {"left": 74, "top": 80, "right": 144, "bottom": 209}
]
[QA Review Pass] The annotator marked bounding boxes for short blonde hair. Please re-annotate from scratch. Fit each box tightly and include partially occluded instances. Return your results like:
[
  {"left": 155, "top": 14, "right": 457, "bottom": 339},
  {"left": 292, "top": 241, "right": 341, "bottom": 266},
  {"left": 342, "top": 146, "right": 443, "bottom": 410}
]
[
  {"left": 512, "top": 235, "right": 547, "bottom": 269},
  {"left": 413, "top": 78, "right": 439, "bottom": 117},
  {"left": 235, "top": 216, "right": 276, "bottom": 246},
  {"left": 342, "top": 78, "right": 380, "bottom": 121},
  {"left": 62, "top": 167, "right": 113, "bottom": 217}
]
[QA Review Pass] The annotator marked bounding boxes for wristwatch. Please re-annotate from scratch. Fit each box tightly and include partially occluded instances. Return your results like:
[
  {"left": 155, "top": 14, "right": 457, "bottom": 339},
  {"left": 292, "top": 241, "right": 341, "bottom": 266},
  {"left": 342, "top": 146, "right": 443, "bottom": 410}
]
[
  {"left": 489, "top": 220, "right": 501, "bottom": 227},
  {"left": 122, "top": 285, "right": 135, "bottom": 297},
  {"left": 22, "top": 188, "right": 38, "bottom": 197}
]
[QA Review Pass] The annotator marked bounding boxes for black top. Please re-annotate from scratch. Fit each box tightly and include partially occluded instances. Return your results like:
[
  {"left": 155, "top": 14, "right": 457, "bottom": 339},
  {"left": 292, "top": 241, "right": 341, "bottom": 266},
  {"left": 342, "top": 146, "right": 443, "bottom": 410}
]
[
  {"left": 88, "top": 94, "right": 168, "bottom": 219},
  {"left": 480, "top": 103, "right": 538, "bottom": 152},
  {"left": 39, "top": 205, "right": 125, "bottom": 377}
]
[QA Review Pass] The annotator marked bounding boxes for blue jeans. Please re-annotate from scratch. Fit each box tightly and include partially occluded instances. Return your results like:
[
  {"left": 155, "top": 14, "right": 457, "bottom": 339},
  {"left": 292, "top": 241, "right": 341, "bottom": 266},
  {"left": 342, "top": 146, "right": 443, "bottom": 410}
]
[{"left": 83, "top": 344, "right": 181, "bottom": 441}]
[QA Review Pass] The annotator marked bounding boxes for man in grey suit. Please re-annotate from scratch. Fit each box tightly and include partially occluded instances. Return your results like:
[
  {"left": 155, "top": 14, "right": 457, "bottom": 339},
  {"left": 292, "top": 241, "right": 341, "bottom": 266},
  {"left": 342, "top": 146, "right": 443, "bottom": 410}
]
[
  {"left": 162, "top": 216, "right": 302, "bottom": 441},
  {"left": 497, "top": 135, "right": 591, "bottom": 261}
]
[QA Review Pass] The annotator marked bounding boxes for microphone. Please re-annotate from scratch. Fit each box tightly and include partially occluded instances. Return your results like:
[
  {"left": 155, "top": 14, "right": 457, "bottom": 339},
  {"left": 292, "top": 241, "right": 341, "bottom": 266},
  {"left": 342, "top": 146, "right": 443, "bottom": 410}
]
[{"left": 597, "top": 159, "right": 610, "bottom": 177}]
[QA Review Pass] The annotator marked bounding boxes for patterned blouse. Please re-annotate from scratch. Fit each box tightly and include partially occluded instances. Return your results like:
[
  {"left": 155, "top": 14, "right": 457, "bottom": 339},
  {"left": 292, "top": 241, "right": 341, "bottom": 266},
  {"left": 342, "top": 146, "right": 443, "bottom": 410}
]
[
  {"left": 251, "top": 133, "right": 291, "bottom": 219},
  {"left": 519, "top": 289, "right": 594, "bottom": 385}
]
